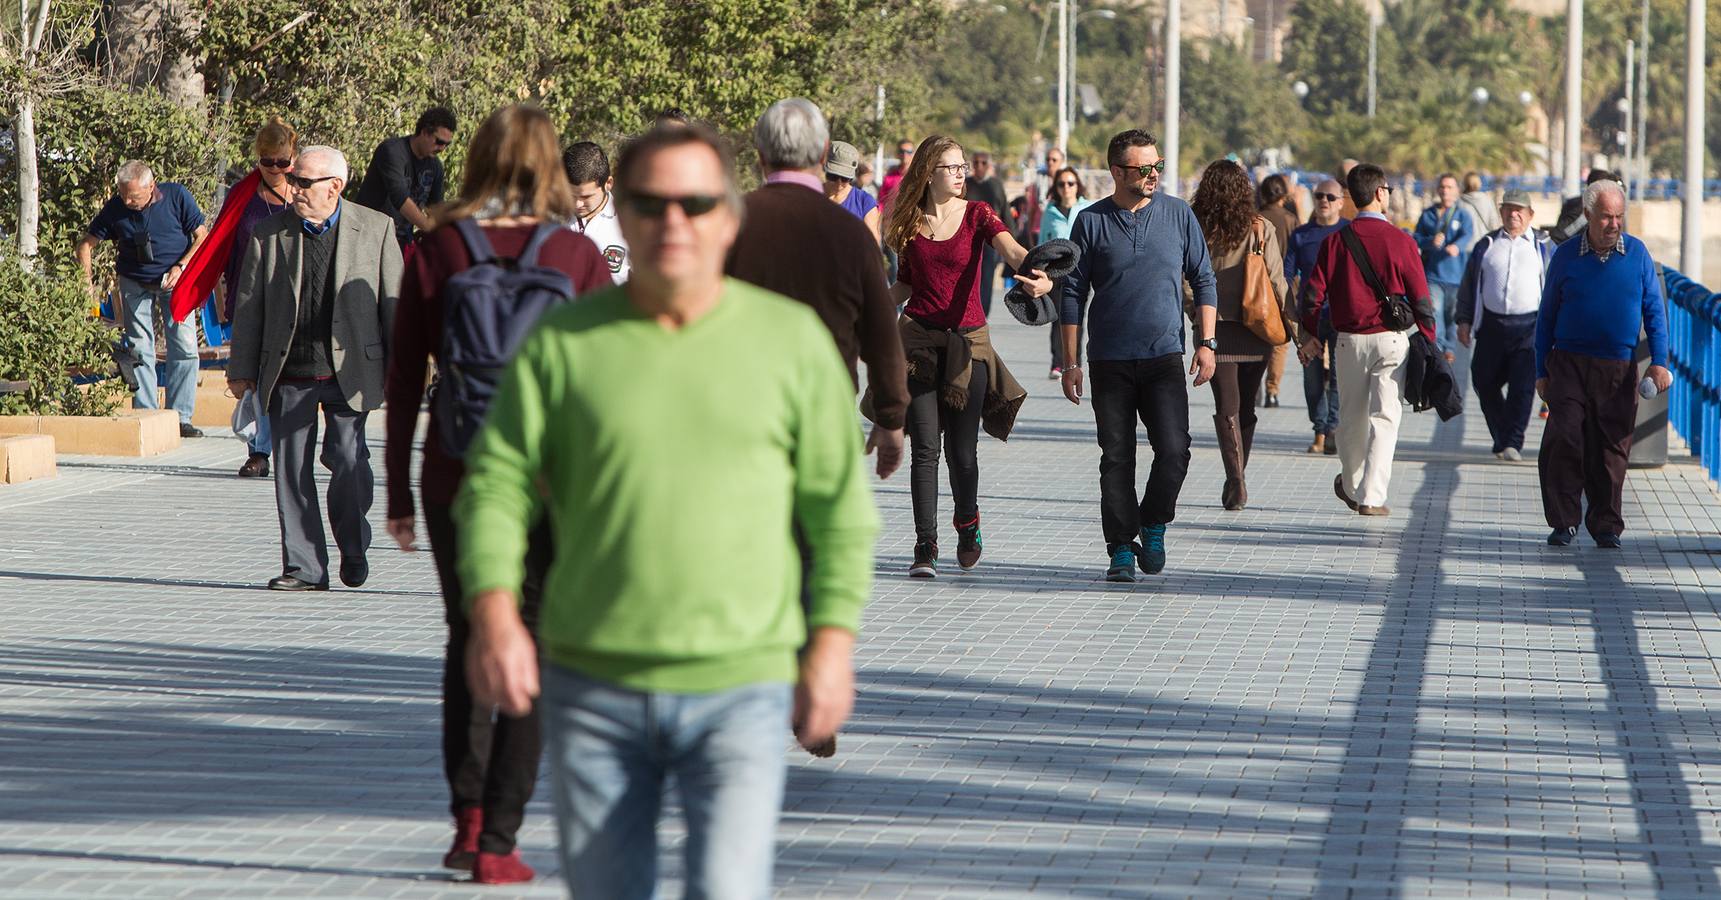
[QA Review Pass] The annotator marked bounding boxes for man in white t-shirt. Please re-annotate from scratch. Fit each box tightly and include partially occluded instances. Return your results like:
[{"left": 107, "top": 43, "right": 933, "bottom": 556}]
[{"left": 563, "top": 142, "right": 630, "bottom": 283}]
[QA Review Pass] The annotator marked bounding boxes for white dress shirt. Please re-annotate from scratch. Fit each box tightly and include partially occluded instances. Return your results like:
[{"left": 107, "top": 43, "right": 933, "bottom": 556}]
[{"left": 1478, "top": 230, "right": 1544, "bottom": 317}]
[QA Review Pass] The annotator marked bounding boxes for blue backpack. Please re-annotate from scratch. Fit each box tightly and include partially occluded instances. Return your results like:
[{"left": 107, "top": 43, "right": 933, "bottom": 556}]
[{"left": 432, "top": 219, "right": 575, "bottom": 457}]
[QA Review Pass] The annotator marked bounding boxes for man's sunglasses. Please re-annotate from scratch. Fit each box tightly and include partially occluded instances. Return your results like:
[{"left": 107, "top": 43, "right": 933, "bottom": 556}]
[
  {"left": 1121, "top": 160, "right": 1167, "bottom": 177},
  {"left": 258, "top": 157, "right": 293, "bottom": 169},
  {"left": 433, "top": 137, "right": 452, "bottom": 148},
  {"left": 623, "top": 192, "right": 721, "bottom": 218},
  {"left": 1314, "top": 192, "right": 1342, "bottom": 202},
  {"left": 286, "top": 173, "right": 338, "bottom": 190}
]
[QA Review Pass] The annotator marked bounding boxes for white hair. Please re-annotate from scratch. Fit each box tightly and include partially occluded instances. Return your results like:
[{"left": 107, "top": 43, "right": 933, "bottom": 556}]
[
  {"left": 295, "top": 145, "right": 349, "bottom": 182},
  {"left": 753, "top": 98, "right": 829, "bottom": 171},
  {"left": 115, "top": 160, "right": 154, "bottom": 186},
  {"left": 1583, "top": 178, "right": 1625, "bottom": 213}
]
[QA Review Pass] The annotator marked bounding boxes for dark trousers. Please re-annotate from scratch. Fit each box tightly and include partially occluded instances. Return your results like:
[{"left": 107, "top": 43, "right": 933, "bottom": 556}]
[
  {"left": 1091, "top": 354, "right": 1191, "bottom": 546},
  {"left": 1539, "top": 349, "right": 1638, "bottom": 537},
  {"left": 978, "top": 246, "right": 1000, "bottom": 318},
  {"left": 907, "top": 359, "right": 988, "bottom": 543},
  {"left": 424, "top": 500, "right": 553, "bottom": 854},
  {"left": 1208, "top": 359, "right": 1268, "bottom": 452},
  {"left": 1471, "top": 313, "right": 1539, "bottom": 453},
  {"left": 268, "top": 378, "right": 372, "bottom": 585}
]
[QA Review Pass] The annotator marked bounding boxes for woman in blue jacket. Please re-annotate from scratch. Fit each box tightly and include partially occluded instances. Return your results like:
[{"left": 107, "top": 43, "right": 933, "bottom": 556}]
[{"left": 1039, "top": 167, "right": 1094, "bottom": 377}]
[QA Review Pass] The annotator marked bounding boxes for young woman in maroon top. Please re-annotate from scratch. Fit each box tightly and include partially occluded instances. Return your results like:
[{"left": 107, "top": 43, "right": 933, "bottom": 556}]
[
  {"left": 381, "top": 104, "right": 611, "bottom": 886},
  {"left": 884, "top": 135, "right": 1052, "bottom": 578}
]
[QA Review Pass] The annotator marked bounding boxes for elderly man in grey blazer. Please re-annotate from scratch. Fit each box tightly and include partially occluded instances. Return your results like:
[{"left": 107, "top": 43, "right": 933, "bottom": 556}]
[{"left": 228, "top": 145, "right": 402, "bottom": 591}]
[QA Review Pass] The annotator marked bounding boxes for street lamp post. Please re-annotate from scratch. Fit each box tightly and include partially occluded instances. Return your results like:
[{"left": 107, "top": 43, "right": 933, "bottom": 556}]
[
  {"left": 1164, "top": 0, "right": 1181, "bottom": 195},
  {"left": 1058, "top": 0, "right": 1069, "bottom": 155},
  {"left": 1367, "top": 9, "right": 1380, "bottom": 119},
  {"left": 1682, "top": 0, "right": 1704, "bottom": 274},
  {"left": 1563, "top": 0, "right": 1582, "bottom": 197},
  {"left": 1069, "top": 7, "right": 1118, "bottom": 141}
]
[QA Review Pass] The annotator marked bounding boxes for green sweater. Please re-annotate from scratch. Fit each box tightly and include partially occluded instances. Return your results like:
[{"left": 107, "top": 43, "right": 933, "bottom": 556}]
[{"left": 453, "top": 279, "right": 878, "bottom": 693}]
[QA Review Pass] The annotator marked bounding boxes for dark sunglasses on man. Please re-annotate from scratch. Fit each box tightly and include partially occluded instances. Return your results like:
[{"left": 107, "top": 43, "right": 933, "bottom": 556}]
[
  {"left": 622, "top": 192, "right": 721, "bottom": 218},
  {"left": 433, "top": 137, "right": 452, "bottom": 148},
  {"left": 286, "top": 173, "right": 339, "bottom": 190},
  {"left": 1314, "top": 191, "right": 1342, "bottom": 203},
  {"left": 1119, "top": 160, "right": 1166, "bottom": 178}
]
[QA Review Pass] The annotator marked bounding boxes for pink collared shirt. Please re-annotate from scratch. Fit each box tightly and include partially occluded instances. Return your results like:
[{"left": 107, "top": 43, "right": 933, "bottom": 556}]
[{"left": 764, "top": 170, "right": 824, "bottom": 193}]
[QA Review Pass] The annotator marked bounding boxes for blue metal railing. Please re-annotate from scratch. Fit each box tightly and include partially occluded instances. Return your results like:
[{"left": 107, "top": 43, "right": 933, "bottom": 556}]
[
  {"left": 1286, "top": 171, "right": 1721, "bottom": 201},
  {"left": 1662, "top": 267, "right": 1720, "bottom": 484}
]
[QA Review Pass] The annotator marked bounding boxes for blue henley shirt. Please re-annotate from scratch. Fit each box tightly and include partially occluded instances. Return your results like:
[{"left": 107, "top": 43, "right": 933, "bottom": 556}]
[
  {"left": 1535, "top": 232, "right": 1669, "bottom": 379},
  {"left": 1061, "top": 194, "right": 1217, "bottom": 362}
]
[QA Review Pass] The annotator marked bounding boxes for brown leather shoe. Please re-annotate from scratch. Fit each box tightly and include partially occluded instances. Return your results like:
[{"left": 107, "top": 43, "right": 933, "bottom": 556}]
[
  {"left": 1306, "top": 434, "right": 1326, "bottom": 454},
  {"left": 237, "top": 453, "right": 270, "bottom": 478},
  {"left": 1358, "top": 505, "right": 1392, "bottom": 517},
  {"left": 805, "top": 734, "right": 837, "bottom": 758},
  {"left": 1333, "top": 475, "right": 1359, "bottom": 512}
]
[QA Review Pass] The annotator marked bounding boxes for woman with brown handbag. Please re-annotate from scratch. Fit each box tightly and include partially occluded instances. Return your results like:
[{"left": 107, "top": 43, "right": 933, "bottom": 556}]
[{"left": 1188, "top": 160, "right": 1294, "bottom": 510}]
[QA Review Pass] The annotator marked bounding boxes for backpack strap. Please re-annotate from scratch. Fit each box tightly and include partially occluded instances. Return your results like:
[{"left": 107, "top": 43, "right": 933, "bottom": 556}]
[
  {"left": 453, "top": 218, "right": 498, "bottom": 265},
  {"left": 516, "top": 222, "right": 562, "bottom": 268}
]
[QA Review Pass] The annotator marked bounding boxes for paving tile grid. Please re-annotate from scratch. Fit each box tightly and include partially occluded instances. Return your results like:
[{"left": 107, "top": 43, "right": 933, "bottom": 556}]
[{"left": 2, "top": 315, "right": 1721, "bottom": 898}]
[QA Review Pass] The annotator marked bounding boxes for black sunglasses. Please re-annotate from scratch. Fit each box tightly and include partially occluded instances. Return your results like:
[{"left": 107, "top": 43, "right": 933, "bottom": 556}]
[
  {"left": 258, "top": 157, "right": 293, "bottom": 169},
  {"left": 1314, "top": 192, "right": 1342, "bottom": 202},
  {"left": 286, "top": 173, "right": 338, "bottom": 189},
  {"left": 433, "top": 137, "right": 452, "bottom": 148},
  {"left": 623, "top": 192, "right": 722, "bottom": 218},
  {"left": 1056, "top": 180, "right": 1080, "bottom": 188},
  {"left": 1120, "top": 160, "right": 1166, "bottom": 177}
]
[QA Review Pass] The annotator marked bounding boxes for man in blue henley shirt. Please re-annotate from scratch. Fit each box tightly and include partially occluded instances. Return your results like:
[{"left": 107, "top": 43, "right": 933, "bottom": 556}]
[
  {"left": 1059, "top": 129, "right": 1217, "bottom": 583},
  {"left": 1534, "top": 179, "right": 1670, "bottom": 549}
]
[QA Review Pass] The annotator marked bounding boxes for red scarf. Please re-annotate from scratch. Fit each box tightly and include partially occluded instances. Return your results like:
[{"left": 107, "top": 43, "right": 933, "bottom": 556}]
[{"left": 170, "top": 169, "right": 263, "bottom": 322}]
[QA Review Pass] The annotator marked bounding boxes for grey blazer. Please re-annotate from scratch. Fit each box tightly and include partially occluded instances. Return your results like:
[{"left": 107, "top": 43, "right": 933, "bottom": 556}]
[{"left": 229, "top": 203, "right": 403, "bottom": 412}]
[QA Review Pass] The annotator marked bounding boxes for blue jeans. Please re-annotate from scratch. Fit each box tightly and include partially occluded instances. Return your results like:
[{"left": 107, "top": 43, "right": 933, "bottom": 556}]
[
  {"left": 1428, "top": 280, "right": 1460, "bottom": 353},
  {"left": 1303, "top": 327, "right": 1340, "bottom": 436},
  {"left": 541, "top": 664, "right": 790, "bottom": 900},
  {"left": 248, "top": 407, "right": 272, "bottom": 456},
  {"left": 118, "top": 275, "right": 199, "bottom": 424}
]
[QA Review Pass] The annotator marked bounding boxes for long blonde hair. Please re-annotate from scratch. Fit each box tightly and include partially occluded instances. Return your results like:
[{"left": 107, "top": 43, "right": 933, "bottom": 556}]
[
  {"left": 434, "top": 104, "right": 577, "bottom": 227},
  {"left": 884, "top": 134, "right": 964, "bottom": 253}
]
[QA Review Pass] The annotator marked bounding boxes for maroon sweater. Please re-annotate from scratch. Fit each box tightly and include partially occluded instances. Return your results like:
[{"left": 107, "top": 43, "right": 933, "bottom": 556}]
[
  {"left": 384, "top": 222, "right": 612, "bottom": 520},
  {"left": 724, "top": 182, "right": 909, "bottom": 430},
  {"left": 1302, "top": 214, "right": 1436, "bottom": 343}
]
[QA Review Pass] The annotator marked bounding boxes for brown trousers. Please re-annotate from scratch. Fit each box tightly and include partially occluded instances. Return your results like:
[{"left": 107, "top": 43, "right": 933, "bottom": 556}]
[{"left": 1538, "top": 349, "right": 1638, "bottom": 536}]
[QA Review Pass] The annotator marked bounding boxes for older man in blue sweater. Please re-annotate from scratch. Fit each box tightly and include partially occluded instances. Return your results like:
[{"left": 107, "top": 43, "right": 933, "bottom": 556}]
[{"left": 1535, "top": 179, "right": 1671, "bottom": 549}]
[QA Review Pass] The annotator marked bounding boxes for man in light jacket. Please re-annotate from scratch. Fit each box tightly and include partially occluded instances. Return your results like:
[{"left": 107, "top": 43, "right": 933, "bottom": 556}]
[{"left": 228, "top": 145, "right": 402, "bottom": 591}]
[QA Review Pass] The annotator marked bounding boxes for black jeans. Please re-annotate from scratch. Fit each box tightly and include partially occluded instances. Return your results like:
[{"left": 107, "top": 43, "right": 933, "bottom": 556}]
[
  {"left": 907, "top": 359, "right": 988, "bottom": 543},
  {"left": 424, "top": 500, "right": 553, "bottom": 854},
  {"left": 1471, "top": 313, "right": 1538, "bottom": 453},
  {"left": 1091, "top": 354, "right": 1191, "bottom": 547}
]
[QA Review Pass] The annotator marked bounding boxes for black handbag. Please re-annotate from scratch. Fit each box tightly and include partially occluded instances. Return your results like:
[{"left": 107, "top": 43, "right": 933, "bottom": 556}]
[{"left": 1338, "top": 225, "right": 1417, "bottom": 333}]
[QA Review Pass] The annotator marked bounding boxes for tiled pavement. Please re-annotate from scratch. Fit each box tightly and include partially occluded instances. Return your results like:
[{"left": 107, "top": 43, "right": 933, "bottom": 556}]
[{"left": 4, "top": 317, "right": 1721, "bottom": 899}]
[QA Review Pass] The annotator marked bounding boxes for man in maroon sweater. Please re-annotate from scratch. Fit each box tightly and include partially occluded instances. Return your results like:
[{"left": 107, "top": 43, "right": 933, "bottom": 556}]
[
  {"left": 725, "top": 97, "right": 909, "bottom": 477},
  {"left": 1300, "top": 163, "right": 1437, "bottom": 517}
]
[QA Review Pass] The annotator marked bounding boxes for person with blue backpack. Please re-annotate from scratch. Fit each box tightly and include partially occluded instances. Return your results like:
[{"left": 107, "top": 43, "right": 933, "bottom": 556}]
[{"left": 381, "top": 104, "right": 613, "bottom": 885}]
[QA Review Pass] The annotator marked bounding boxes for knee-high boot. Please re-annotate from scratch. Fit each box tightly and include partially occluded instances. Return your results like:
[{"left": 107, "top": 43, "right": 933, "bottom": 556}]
[{"left": 1215, "top": 414, "right": 1247, "bottom": 511}]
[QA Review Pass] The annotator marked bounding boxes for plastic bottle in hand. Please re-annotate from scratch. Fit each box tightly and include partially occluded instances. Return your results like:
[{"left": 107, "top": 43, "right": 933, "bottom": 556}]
[{"left": 1638, "top": 376, "right": 1659, "bottom": 400}]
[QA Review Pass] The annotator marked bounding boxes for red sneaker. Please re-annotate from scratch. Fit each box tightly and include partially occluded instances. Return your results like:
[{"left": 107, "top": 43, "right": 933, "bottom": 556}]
[
  {"left": 443, "top": 808, "right": 482, "bottom": 871},
  {"left": 473, "top": 849, "right": 536, "bottom": 885}
]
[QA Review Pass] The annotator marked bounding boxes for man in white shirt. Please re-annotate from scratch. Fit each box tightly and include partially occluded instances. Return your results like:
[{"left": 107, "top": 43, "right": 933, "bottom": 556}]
[
  {"left": 562, "top": 142, "right": 631, "bottom": 283},
  {"left": 1457, "top": 189, "right": 1552, "bottom": 461}
]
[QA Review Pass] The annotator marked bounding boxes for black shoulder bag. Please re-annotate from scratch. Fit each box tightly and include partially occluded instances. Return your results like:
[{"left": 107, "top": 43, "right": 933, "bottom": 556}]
[{"left": 1338, "top": 225, "right": 1417, "bottom": 333}]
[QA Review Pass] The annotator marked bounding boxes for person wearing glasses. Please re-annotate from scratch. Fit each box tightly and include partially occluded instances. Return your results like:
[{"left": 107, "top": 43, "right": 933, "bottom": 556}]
[
  {"left": 1299, "top": 163, "right": 1437, "bottom": 518},
  {"left": 883, "top": 135, "right": 1052, "bottom": 578},
  {"left": 456, "top": 123, "right": 877, "bottom": 899},
  {"left": 173, "top": 117, "right": 301, "bottom": 476},
  {"left": 355, "top": 106, "right": 456, "bottom": 250},
  {"left": 382, "top": 104, "right": 612, "bottom": 885},
  {"left": 76, "top": 159, "right": 210, "bottom": 439},
  {"left": 1059, "top": 129, "right": 1217, "bottom": 583},
  {"left": 227, "top": 146, "right": 403, "bottom": 591},
  {"left": 1285, "top": 178, "right": 1350, "bottom": 455},
  {"left": 1038, "top": 166, "right": 1093, "bottom": 379}
]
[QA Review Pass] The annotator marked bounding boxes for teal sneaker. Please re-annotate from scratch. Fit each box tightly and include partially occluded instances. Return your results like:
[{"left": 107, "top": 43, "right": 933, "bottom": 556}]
[
  {"left": 1106, "top": 544, "right": 1139, "bottom": 583},
  {"left": 1139, "top": 524, "right": 1167, "bottom": 574}
]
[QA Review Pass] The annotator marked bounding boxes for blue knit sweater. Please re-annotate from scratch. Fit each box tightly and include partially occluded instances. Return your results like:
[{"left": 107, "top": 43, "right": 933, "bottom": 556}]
[{"left": 1534, "top": 233, "right": 1669, "bottom": 379}]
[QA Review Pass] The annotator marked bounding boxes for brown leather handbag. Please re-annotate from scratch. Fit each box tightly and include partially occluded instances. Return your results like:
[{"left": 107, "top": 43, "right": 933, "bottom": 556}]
[{"left": 1239, "top": 217, "right": 1287, "bottom": 345}]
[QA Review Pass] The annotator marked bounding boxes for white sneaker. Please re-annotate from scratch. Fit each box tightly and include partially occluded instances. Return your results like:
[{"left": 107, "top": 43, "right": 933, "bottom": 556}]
[
  {"left": 1502, "top": 447, "right": 1522, "bottom": 462},
  {"left": 1048, "top": 367, "right": 1062, "bottom": 380}
]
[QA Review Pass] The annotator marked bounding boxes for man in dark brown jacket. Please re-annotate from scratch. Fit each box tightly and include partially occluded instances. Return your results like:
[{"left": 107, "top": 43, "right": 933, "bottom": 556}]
[{"left": 725, "top": 98, "right": 908, "bottom": 479}]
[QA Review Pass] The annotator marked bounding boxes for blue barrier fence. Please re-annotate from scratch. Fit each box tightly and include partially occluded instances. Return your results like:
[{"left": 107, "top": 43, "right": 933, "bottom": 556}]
[
  {"left": 1662, "top": 267, "right": 1721, "bottom": 485},
  {"left": 1287, "top": 171, "right": 1721, "bottom": 201}
]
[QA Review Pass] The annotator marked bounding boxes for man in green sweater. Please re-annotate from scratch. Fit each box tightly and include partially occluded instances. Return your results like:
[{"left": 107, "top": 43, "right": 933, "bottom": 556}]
[{"left": 454, "top": 124, "right": 878, "bottom": 897}]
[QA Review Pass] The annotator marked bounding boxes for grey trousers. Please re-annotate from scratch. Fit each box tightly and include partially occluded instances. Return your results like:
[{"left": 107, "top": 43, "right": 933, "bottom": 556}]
[{"left": 269, "top": 378, "right": 373, "bottom": 586}]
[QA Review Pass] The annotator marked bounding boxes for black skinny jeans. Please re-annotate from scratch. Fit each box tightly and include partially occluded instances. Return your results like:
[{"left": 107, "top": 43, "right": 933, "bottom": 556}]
[
  {"left": 424, "top": 500, "right": 553, "bottom": 855},
  {"left": 907, "top": 359, "right": 989, "bottom": 543},
  {"left": 1090, "top": 354, "right": 1191, "bottom": 547}
]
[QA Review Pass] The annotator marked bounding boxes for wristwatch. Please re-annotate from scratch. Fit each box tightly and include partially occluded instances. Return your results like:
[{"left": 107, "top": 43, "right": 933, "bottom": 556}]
[{"left": 1196, "top": 337, "right": 1218, "bottom": 352}]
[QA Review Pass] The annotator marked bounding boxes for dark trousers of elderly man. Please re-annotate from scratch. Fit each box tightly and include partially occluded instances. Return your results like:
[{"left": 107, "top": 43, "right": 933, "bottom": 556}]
[
  {"left": 1472, "top": 313, "right": 1539, "bottom": 455},
  {"left": 229, "top": 203, "right": 401, "bottom": 590},
  {"left": 1537, "top": 350, "right": 1640, "bottom": 539}
]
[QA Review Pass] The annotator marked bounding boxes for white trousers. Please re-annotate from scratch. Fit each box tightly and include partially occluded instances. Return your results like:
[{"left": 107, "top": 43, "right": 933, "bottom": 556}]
[{"left": 1335, "top": 330, "right": 1409, "bottom": 508}]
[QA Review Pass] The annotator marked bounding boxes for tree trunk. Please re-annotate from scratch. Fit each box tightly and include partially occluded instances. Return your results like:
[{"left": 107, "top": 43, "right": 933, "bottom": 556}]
[
  {"left": 106, "top": 0, "right": 203, "bottom": 108},
  {"left": 16, "top": 96, "right": 40, "bottom": 270}
]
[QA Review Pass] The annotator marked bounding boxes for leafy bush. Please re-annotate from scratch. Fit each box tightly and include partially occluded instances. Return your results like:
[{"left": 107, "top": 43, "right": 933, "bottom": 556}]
[{"left": 0, "top": 257, "right": 129, "bottom": 416}]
